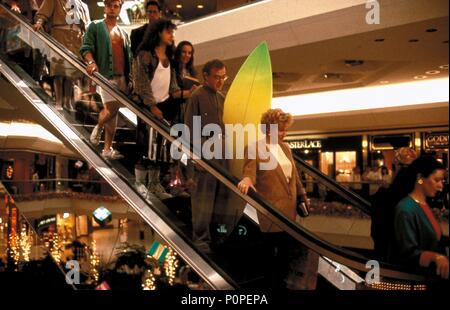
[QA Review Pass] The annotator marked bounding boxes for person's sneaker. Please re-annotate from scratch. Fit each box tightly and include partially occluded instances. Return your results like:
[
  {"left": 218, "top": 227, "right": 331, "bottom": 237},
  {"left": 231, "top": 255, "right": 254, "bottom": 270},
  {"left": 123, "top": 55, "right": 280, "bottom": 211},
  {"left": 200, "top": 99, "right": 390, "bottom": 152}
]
[
  {"left": 101, "top": 148, "right": 124, "bottom": 160},
  {"left": 90, "top": 125, "right": 103, "bottom": 146},
  {"left": 135, "top": 182, "right": 148, "bottom": 196},
  {"left": 150, "top": 183, "right": 173, "bottom": 200}
]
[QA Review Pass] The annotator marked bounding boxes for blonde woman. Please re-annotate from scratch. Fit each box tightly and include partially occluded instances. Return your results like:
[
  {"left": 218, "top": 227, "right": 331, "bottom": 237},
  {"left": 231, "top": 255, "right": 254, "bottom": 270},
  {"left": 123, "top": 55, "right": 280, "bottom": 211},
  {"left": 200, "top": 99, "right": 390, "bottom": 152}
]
[{"left": 237, "top": 109, "right": 318, "bottom": 289}]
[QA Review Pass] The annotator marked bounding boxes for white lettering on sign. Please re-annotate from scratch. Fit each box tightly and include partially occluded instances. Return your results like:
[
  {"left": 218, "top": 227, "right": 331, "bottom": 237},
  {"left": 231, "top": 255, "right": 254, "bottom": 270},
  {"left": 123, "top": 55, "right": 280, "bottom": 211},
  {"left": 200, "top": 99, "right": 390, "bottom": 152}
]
[
  {"left": 425, "top": 134, "right": 449, "bottom": 149},
  {"left": 288, "top": 140, "right": 322, "bottom": 149}
]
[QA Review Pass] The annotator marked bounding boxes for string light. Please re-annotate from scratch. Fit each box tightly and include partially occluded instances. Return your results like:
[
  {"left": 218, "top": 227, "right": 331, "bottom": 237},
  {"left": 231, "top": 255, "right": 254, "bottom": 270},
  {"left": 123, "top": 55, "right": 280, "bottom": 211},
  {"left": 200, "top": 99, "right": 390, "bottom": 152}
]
[
  {"left": 142, "top": 269, "right": 156, "bottom": 290},
  {"left": 20, "top": 226, "right": 31, "bottom": 262},
  {"left": 164, "top": 248, "right": 179, "bottom": 286},
  {"left": 89, "top": 240, "right": 100, "bottom": 283},
  {"left": 368, "top": 282, "right": 427, "bottom": 290},
  {"left": 9, "top": 232, "right": 20, "bottom": 268},
  {"left": 51, "top": 233, "right": 61, "bottom": 263}
]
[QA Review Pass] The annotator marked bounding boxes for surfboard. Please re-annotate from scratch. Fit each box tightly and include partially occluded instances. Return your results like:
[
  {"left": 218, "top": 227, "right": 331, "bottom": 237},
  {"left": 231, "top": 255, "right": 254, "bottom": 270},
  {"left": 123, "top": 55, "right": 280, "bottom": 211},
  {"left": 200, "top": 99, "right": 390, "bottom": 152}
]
[
  {"left": 216, "top": 42, "right": 273, "bottom": 237},
  {"left": 223, "top": 41, "right": 273, "bottom": 179}
]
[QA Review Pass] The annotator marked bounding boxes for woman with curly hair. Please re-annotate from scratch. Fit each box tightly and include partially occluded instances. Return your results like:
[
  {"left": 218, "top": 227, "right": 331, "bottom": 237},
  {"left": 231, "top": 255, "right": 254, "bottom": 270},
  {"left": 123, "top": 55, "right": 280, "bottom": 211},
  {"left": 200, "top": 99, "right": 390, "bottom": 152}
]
[{"left": 237, "top": 108, "right": 318, "bottom": 289}]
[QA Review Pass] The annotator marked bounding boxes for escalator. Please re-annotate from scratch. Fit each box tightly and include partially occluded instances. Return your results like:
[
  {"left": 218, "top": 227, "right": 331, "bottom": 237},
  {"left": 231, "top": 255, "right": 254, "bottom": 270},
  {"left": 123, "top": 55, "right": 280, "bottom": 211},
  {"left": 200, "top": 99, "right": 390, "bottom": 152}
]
[{"left": 0, "top": 4, "right": 444, "bottom": 290}]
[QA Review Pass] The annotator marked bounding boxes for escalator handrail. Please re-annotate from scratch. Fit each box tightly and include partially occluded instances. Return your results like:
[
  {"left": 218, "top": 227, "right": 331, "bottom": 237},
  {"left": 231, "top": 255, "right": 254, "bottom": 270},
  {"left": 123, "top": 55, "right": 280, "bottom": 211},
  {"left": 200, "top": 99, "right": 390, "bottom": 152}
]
[
  {"left": 0, "top": 5, "right": 433, "bottom": 283},
  {"left": 292, "top": 154, "right": 372, "bottom": 215}
]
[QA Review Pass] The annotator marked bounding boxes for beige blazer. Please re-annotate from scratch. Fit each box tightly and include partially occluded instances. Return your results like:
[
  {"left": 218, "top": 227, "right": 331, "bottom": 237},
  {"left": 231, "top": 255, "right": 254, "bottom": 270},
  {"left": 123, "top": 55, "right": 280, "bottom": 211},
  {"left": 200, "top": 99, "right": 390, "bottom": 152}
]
[{"left": 243, "top": 141, "right": 307, "bottom": 232}]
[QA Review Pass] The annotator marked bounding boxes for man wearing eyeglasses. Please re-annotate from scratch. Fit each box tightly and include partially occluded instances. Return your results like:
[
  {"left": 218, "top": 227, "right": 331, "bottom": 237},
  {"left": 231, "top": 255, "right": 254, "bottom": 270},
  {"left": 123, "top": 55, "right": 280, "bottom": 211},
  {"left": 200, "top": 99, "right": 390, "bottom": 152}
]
[
  {"left": 184, "top": 59, "right": 229, "bottom": 253},
  {"left": 130, "top": 1, "right": 162, "bottom": 58}
]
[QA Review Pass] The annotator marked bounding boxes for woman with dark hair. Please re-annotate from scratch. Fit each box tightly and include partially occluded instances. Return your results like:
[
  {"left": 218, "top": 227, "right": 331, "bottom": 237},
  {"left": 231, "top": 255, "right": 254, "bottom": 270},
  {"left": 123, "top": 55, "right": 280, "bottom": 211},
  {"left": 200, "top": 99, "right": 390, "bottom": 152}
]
[
  {"left": 134, "top": 19, "right": 185, "bottom": 199},
  {"left": 172, "top": 41, "right": 199, "bottom": 123},
  {"left": 173, "top": 41, "right": 197, "bottom": 79},
  {"left": 135, "top": 18, "right": 183, "bottom": 120},
  {"left": 390, "top": 156, "right": 448, "bottom": 279}
]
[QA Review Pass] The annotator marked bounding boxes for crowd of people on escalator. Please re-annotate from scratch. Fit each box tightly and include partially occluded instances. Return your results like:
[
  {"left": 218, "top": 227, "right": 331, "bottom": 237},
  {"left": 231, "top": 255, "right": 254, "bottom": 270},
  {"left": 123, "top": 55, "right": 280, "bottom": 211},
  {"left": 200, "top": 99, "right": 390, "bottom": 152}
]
[{"left": 2, "top": 0, "right": 448, "bottom": 288}]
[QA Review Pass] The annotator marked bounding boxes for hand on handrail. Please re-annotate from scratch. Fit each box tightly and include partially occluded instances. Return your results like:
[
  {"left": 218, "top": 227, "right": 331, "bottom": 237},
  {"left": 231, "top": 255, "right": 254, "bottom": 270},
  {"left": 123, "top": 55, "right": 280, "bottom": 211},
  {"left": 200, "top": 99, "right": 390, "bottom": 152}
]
[
  {"left": 237, "top": 177, "right": 257, "bottom": 195},
  {"left": 33, "top": 19, "right": 44, "bottom": 31}
]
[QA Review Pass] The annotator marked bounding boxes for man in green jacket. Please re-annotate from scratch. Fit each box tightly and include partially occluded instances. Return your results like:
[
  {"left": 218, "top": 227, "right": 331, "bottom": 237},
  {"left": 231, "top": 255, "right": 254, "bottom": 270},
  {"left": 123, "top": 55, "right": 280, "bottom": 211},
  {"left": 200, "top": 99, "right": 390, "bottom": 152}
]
[{"left": 80, "top": 0, "right": 132, "bottom": 160}]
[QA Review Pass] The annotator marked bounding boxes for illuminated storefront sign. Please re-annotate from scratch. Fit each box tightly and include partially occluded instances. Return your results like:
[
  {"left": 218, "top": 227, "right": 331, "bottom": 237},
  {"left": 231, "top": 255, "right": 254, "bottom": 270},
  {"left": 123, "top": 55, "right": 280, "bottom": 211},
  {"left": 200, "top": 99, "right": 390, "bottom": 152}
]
[
  {"left": 424, "top": 133, "right": 449, "bottom": 150},
  {"left": 289, "top": 140, "right": 322, "bottom": 149},
  {"left": 37, "top": 216, "right": 56, "bottom": 229}
]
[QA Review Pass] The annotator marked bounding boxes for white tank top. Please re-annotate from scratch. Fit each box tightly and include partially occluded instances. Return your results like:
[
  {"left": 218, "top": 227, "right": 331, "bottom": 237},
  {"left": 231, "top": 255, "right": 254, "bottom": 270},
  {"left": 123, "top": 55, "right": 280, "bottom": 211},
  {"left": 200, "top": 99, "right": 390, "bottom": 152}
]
[{"left": 151, "top": 61, "right": 171, "bottom": 103}]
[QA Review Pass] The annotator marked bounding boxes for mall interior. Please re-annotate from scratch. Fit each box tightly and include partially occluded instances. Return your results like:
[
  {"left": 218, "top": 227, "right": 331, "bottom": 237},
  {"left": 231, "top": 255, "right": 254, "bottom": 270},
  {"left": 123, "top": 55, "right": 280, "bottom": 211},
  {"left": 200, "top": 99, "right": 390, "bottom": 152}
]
[{"left": 0, "top": 0, "right": 448, "bottom": 291}]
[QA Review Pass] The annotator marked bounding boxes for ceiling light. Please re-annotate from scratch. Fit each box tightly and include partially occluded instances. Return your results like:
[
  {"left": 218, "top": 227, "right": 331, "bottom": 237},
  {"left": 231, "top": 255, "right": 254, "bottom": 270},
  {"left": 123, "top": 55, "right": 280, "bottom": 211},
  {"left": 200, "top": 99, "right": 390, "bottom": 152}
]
[
  {"left": 408, "top": 39, "right": 419, "bottom": 43},
  {"left": 374, "top": 38, "right": 384, "bottom": 42},
  {"left": 426, "top": 70, "right": 440, "bottom": 75},
  {"left": 272, "top": 78, "right": 449, "bottom": 117},
  {"left": 197, "top": 4, "right": 204, "bottom": 9},
  {"left": 176, "top": 4, "right": 182, "bottom": 9},
  {"left": 322, "top": 73, "right": 341, "bottom": 79},
  {"left": 439, "top": 65, "right": 449, "bottom": 70},
  {"left": 0, "top": 122, "right": 62, "bottom": 143},
  {"left": 413, "top": 75, "right": 428, "bottom": 80},
  {"left": 426, "top": 28, "right": 437, "bottom": 32}
]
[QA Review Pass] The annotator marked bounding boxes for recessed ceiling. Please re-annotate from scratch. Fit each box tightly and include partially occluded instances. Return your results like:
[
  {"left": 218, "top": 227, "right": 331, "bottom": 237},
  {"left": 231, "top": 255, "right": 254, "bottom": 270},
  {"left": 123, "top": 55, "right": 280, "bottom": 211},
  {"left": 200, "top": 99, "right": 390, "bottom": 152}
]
[
  {"left": 216, "top": 16, "right": 449, "bottom": 97},
  {"left": 163, "top": 0, "right": 217, "bottom": 22}
]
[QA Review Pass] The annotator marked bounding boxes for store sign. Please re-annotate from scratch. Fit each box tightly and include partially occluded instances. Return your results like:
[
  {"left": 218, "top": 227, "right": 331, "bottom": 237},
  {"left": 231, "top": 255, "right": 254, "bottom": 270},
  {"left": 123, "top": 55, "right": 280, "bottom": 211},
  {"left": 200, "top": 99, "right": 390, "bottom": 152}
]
[
  {"left": 289, "top": 140, "right": 322, "bottom": 149},
  {"left": 37, "top": 216, "right": 56, "bottom": 229},
  {"left": 425, "top": 133, "right": 449, "bottom": 150}
]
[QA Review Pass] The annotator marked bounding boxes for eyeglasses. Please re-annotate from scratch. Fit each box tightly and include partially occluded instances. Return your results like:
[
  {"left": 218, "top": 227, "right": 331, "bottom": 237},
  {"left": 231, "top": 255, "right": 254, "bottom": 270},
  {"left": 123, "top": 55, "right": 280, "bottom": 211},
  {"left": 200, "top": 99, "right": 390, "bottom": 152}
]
[
  {"left": 147, "top": 10, "right": 160, "bottom": 14},
  {"left": 211, "top": 75, "right": 228, "bottom": 82}
]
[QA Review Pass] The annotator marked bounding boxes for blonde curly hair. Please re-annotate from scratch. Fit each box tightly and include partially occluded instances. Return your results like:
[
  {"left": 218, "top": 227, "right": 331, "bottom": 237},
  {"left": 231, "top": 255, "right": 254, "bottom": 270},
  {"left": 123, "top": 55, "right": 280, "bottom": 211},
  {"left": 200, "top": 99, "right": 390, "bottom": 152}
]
[
  {"left": 394, "top": 147, "right": 418, "bottom": 165},
  {"left": 260, "top": 108, "right": 293, "bottom": 131}
]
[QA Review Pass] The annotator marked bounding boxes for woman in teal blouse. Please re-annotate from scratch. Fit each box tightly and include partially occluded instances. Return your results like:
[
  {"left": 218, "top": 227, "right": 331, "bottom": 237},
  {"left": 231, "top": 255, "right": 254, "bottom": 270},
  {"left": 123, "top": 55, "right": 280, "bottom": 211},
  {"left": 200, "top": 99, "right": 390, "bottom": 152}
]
[{"left": 391, "top": 156, "right": 448, "bottom": 280}]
